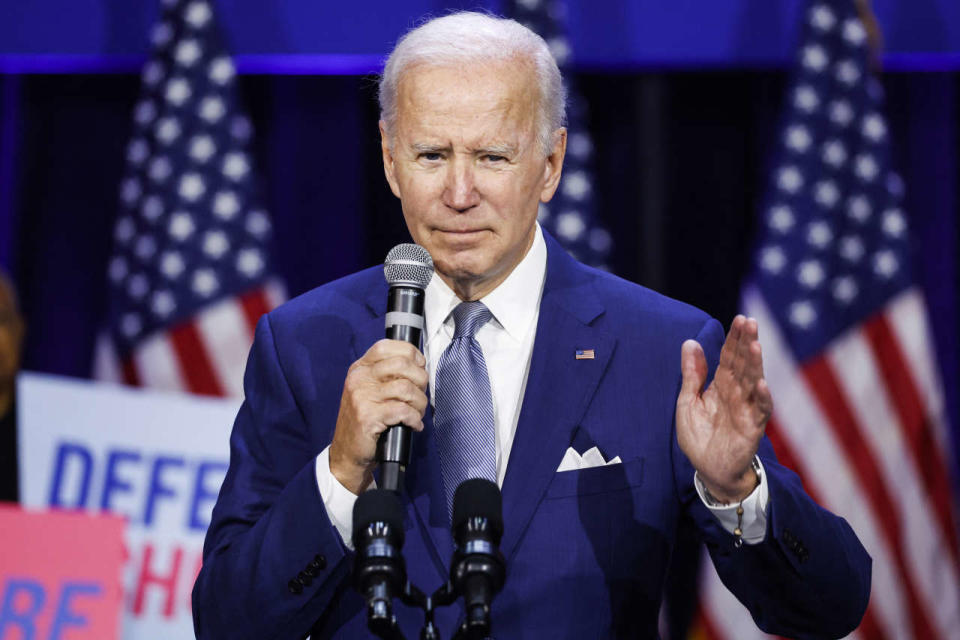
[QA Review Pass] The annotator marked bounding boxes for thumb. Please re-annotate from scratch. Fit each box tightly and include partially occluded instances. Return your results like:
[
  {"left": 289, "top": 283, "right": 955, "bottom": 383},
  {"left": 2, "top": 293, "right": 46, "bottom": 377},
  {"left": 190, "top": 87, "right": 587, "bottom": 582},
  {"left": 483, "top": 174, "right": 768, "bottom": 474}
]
[{"left": 679, "top": 339, "right": 708, "bottom": 401}]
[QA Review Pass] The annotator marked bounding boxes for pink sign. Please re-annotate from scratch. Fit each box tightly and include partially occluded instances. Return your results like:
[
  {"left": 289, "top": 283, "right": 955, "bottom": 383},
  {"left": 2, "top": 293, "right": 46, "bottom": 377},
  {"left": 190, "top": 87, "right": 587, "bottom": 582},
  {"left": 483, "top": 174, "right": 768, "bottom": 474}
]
[{"left": 0, "top": 506, "right": 124, "bottom": 640}]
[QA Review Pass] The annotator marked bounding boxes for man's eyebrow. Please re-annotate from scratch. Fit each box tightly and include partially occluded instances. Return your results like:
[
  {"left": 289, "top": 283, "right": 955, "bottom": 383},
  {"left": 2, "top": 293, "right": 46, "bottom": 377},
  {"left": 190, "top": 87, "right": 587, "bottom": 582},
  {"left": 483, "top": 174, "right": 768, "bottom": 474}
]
[
  {"left": 476, "top": 144, "right": 517, "bottom": 156},
  {"left": 411, "top": 143, "right": 450, "bottom": 154}
]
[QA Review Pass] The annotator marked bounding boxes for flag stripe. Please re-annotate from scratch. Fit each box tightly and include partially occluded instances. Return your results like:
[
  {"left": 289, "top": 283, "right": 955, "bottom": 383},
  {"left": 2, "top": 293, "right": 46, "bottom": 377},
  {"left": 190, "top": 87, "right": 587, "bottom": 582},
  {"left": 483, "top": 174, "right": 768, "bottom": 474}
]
[
  {"left": 801, "top": 356, "right": 936, "bottom": 640},
  {"left": 827, "top": 328, "right": 959, "bottom": 635},
  {"left": 863, "top": 313, "right": 960, "bottom": 569},
  {"left": 195, "top": 299, "right": 253, "bottom": 397},
  {"left": 133, "top": 332, "right": 187, "bottom": 392},
  {"left": 764, "top": 419, "right": 799, "bottom": 479},
  {"left": 169, "top": 322, "right": 225, "bottom": 396},
  {"left": 92, "top": 335, "right": 123, "bottom": 383},
  {"left": 885, "top": 291, "right": 953, "bottom": 454},
  {"left": 239, "top": 286, "right": 271, "bottom": 335},
  {"left": 745, "top": 288, "right": 911, "bottom": 639},
  {"left": 263, "top": 279, "right": 287, "bottom": 312},
  {"left": 121, "top": 357, "right": 141, "bottom": 386}
]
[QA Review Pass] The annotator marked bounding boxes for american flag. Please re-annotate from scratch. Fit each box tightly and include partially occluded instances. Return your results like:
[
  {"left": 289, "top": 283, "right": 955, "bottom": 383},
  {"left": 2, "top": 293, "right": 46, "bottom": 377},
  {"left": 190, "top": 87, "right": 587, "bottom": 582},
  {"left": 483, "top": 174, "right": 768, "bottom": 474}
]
[
  {"left": 93, "top": 0, "right": 284, "bottom": 397},
  {"left": 506, "top": 0, "right": 612, "bottom": 269},
  {"left": 696, "top": 1, "right": 960, "bottom": 639}
]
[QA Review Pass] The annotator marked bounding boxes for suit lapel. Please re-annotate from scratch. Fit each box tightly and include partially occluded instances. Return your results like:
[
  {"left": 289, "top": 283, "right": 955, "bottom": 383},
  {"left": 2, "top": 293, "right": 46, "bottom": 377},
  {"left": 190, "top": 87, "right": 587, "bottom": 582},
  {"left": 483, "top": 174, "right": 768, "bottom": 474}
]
[
  {"left": 499, "top": 234, "right": 616, "bottom": 561},
  {"left": 357, "top": 284, "right": 387, "bottom": 359}
]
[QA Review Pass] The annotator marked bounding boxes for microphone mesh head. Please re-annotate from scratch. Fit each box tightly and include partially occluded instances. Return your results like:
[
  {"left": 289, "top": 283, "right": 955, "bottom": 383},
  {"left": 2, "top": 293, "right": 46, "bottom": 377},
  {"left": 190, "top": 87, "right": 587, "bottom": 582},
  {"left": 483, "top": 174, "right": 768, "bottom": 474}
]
[
  {"left": 352, "top": 488, "right": 405, "bottom": 545},
  {"left": 384, "top": 243, "right": 434, "bottom": 289},
  {"left": 452, "top": 478, "right": 503, "bottom": 535}
]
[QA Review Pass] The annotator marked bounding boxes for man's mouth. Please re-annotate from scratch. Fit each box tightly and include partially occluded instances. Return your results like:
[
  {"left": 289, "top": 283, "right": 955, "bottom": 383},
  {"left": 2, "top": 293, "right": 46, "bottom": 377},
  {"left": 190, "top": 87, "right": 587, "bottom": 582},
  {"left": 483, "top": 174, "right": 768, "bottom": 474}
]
[{"left": 436, "top": 228, "right": 488, "bottom": 235}]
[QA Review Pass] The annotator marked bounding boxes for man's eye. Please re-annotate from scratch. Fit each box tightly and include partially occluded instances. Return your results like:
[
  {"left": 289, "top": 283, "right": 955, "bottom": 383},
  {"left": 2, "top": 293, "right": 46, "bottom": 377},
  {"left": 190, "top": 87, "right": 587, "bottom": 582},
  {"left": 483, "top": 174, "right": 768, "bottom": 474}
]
[
  {"left": 484, "top": 154, "right": 507, "bottom": 163},
  {"left": 419, "top": 152, "right": 443, "bottom": 161}
]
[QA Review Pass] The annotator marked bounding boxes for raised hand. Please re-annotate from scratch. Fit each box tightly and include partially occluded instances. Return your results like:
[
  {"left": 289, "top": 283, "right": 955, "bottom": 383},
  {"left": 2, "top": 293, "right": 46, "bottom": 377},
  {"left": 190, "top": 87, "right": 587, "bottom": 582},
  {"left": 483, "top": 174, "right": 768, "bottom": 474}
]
[
  {"left": 329, "top": 339, "right": 429, "bottom": 494},
  {"left": 675, "top": 316, "right": 773, "bottom": 503}
]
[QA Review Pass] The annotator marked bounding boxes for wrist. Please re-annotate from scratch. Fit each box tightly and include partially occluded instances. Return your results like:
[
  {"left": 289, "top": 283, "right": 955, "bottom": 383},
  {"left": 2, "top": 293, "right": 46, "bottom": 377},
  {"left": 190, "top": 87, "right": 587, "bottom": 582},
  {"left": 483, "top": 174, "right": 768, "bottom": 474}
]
[
  {"left": 329, "top": 446, "right": 374, "bottom": 495},
  {"left": 700, "top": 461, "right": 760, "bottom": 505}
]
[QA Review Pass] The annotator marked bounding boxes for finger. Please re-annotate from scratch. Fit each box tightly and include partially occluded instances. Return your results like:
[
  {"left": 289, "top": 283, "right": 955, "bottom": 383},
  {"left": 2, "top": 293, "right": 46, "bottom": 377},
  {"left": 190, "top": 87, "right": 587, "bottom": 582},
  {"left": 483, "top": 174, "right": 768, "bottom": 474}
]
[
  {"left": 717, "top": 315, "right": 744, "bottom": 375},
  {"left": 379, "top": 378, "right": 428, "bottom": 413},
  {"left": 365, "top": 339, "right": 426, "bottom": 367},
  {"left": 733, "top": 316, "right": 755, "bottom": 380},
  {"left": 742, "top": 335, "right": 765, "bottom": 385},
  {"left": 378, "top": 401, "right": 425, "bottom": 432},
  {"left": 371, "top": 355, "right": 429, "bottom": 389},
  {"left": 679, "top": 339, "right": 708, "bottom": 401},
  {"left": 752, "top": 378, "right": 774, "bottom": 428}
]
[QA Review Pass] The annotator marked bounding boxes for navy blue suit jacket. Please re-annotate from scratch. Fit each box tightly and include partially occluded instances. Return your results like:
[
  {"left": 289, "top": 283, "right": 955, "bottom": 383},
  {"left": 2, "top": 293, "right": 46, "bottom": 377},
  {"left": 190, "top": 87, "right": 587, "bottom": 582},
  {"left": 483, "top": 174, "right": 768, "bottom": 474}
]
[{"left": 194, "top": 232, "right": 870, "bottom": 639}]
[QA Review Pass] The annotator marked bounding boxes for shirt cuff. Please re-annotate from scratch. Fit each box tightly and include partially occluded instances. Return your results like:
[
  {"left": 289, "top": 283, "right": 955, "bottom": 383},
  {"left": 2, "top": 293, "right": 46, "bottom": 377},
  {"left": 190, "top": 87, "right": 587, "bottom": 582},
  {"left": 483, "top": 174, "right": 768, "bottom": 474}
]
[
  {"left": 315, "top": 446, "right": 377, "bottom": 550},
  {"left": 693, "top": 456, "right": 769, "bottom": 545}
]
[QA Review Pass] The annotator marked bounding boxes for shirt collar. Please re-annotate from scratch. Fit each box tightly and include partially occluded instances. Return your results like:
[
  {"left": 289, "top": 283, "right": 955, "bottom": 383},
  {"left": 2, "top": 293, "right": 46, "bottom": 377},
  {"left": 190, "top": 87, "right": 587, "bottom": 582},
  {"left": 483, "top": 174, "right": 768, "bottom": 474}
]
[{"left": 424, "top": 222, "right": 547, "bottom": 343}]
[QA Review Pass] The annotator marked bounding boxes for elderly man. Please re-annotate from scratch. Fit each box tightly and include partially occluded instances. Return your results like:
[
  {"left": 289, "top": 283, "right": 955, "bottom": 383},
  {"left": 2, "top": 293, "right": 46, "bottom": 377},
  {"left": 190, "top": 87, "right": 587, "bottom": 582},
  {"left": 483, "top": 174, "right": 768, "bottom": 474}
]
[{"left": 194, "top": 12, "right": 870, "bottom": 639}]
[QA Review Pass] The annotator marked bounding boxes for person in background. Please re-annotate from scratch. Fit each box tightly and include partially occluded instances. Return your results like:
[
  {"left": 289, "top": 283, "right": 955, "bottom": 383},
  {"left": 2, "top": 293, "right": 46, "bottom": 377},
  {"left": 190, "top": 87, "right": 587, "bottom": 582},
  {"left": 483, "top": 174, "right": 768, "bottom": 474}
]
[{"left": 0, "top": 268, "right": 24, "bottom": 502}]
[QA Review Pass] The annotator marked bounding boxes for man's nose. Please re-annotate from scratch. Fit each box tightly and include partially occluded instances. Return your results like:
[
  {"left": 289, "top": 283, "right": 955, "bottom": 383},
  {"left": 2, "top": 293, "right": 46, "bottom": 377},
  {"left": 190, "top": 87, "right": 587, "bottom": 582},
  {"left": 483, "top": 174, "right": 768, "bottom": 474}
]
[{"left": 442, "top": 159, "right": 480, "bottom": 212}]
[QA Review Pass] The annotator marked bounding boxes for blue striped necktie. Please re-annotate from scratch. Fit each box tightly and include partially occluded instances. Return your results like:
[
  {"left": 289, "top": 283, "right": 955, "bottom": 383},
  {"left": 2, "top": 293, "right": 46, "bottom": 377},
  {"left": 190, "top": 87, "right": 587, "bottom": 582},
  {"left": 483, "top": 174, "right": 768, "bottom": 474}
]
[{"left": 434, "top": 301, "right": 497, "bottom": 518}]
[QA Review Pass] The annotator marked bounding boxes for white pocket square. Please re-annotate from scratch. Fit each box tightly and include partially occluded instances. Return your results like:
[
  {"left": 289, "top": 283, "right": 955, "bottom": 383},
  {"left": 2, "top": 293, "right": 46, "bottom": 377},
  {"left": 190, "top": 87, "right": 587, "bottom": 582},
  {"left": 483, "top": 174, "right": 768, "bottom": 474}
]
[{"left": 556, "top": 446, "right": 621, "bottom": 472}]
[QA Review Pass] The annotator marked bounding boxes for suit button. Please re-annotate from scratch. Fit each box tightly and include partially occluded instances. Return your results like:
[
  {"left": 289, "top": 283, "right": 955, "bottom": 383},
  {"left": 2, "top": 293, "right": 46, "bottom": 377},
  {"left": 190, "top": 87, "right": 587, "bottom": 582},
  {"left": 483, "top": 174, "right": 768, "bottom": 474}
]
[
  {"left": 314, "top": 554, "right": 327, "bottom": 570},
  {"left": 288, "top": 579, "right": 303, "bottom": 594},
  {"left": 297, "top": 571, "right": 312, "bottom": 586}
]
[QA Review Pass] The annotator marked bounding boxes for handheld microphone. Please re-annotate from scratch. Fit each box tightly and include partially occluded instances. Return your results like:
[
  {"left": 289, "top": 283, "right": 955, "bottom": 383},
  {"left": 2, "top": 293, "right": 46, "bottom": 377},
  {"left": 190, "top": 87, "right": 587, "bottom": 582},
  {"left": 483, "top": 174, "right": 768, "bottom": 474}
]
[
  {"left": 450, "top": 478, "right": 506, "bottom": 639},
  {"left": 352, "top": 488, "right": 407, "bottom": 636},
  {"left": 377, "top": 243, "right": 434, "bottom": 493}
]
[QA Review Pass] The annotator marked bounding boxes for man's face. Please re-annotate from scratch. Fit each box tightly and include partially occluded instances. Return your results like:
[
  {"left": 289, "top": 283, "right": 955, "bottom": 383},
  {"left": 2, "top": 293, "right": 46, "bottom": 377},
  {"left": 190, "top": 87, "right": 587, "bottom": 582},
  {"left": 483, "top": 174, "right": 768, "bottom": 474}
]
[{"left": 381, "top": 58, "right": 566, "bottom": 299}]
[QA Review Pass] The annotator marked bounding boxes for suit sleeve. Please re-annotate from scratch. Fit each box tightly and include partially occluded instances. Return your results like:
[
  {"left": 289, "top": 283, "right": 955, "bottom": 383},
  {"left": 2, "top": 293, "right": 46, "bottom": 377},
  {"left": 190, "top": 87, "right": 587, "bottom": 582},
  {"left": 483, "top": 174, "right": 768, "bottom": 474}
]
[
  {"left": 192, "top": 313, "right": 351, "bottom": 640},
  {"left": 673, "top": 318, "right": 872, "bottom": 640}
]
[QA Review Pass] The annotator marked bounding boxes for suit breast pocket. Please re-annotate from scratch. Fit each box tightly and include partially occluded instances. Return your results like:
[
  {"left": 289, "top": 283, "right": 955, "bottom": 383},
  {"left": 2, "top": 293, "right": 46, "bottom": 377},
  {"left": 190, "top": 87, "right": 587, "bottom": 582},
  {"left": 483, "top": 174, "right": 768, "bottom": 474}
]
[{"left": 545, "top": 457, "right": 646, "bottom": 499}]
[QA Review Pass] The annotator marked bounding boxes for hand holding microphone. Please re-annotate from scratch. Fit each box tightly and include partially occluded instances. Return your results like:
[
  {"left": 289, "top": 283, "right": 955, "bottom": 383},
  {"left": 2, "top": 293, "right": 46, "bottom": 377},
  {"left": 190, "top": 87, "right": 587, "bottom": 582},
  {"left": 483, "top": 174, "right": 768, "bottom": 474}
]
[
  {"left": 329, "top": 244, "right": 433, "bottom": 495},
  {"left": 378, "top": 244, "right": 434, "bottom": 491}
]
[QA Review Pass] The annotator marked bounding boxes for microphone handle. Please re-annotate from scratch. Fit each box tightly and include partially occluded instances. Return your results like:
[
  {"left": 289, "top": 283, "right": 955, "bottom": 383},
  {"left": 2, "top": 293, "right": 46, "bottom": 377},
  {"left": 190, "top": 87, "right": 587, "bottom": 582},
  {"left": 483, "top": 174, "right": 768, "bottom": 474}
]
[{"left": 377, "top": 285, "right": 425, "bottom": 492}]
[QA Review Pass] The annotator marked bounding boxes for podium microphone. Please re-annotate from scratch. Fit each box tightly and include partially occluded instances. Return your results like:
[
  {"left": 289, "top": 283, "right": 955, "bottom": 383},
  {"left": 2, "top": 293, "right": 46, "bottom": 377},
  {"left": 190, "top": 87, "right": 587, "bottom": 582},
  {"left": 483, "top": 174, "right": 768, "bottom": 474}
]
[
  {"left": 352, "top": 488, "right": 407, "bottom": 636},
  {"left": 450, "top": 478, "right": 506, "bottom": 639},
  {"left": 377, "top": 243, "right": 433, "bottom": 493}
]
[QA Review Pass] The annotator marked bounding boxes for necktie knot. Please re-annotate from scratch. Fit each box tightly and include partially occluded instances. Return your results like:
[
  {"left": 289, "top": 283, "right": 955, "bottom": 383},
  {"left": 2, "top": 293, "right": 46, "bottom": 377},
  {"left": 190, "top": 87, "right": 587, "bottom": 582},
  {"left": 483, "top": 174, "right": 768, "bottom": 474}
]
[{"left": 451, "top": 301, "right": 492, "bottom": 339}]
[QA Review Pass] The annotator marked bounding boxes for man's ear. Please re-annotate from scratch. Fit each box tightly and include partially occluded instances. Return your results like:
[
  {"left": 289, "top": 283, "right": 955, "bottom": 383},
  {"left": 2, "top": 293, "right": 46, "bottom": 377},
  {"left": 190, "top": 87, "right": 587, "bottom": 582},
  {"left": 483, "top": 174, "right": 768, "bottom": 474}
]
[
  {"left": 539, "top": 127, "right": 567, "bottom": 203},
  {"left": 380, "top": 121, "right": 402, "bottom": 199}
]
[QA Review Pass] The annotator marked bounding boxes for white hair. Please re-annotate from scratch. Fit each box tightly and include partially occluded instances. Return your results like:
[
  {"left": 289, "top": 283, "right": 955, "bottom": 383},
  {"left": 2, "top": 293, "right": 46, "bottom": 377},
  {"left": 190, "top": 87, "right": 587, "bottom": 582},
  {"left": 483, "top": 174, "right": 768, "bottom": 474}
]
[{"left": 379, "top": 11, "right": 567, "bottom": 155}]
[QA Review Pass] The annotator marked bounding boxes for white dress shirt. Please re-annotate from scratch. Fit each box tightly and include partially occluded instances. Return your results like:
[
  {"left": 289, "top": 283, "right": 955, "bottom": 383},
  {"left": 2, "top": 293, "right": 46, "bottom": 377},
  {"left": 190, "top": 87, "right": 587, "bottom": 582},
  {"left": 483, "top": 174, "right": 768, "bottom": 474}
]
[{"left": 315, "top": 223, "right": 768, "bottom": 547}]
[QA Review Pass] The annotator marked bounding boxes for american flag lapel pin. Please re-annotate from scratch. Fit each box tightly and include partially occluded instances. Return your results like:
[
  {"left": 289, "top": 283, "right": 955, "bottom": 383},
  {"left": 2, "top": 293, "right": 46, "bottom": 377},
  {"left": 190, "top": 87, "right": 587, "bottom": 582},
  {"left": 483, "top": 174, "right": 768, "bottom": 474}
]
[{"left": 575, "top": 349, "right": 595, "bottom": 360}]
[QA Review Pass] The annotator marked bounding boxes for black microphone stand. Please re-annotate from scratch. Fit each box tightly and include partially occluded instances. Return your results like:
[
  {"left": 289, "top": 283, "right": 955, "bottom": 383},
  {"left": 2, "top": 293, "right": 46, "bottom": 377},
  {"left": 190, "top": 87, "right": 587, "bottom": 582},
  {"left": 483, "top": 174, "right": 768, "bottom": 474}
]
[{"left": 362, "top": 580, "right": 433, "bottom": 640}]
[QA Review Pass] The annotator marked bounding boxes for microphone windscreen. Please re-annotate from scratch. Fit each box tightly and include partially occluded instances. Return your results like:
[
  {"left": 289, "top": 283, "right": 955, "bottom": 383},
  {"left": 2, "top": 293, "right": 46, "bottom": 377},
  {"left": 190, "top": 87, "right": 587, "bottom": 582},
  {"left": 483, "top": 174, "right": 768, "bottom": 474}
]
[
  {"left": 384, "top": 243, "right": 434, "bottom": 289},
  {"left": 452, "top": 478, "right": 503, "bottom": 535},
  {"left": 353, "top": 488, "right": 405, "bottom": 539}
]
